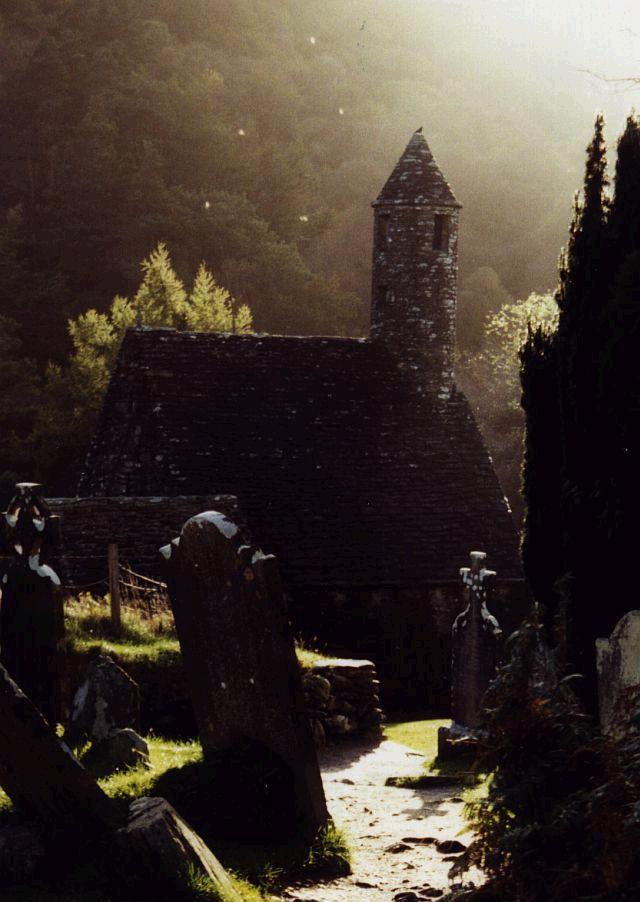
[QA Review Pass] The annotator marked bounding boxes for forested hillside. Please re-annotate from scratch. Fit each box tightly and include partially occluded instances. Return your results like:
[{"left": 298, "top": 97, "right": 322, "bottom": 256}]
[{"left": 0, "top": 0, "right": 607, "bottom": 493}]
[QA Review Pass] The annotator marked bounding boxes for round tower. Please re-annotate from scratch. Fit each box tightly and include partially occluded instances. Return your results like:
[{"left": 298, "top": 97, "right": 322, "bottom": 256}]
[{"left": 371, "top": 128, "right": 462, "bottom": 399}]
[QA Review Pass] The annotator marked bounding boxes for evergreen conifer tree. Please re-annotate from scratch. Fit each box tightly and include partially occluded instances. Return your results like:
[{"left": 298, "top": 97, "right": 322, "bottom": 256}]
[
  {"left": 522, "top": 114, "right": 640, "bottom": 706},
  {"left": 597, "top": 114, "right": 640, "bottom": 631},
  {"left": 519, "top": 326, "right": 563, "bottom": 623},
  {"left": 554, "top": 116, "right": 609, "bottom": 688}
]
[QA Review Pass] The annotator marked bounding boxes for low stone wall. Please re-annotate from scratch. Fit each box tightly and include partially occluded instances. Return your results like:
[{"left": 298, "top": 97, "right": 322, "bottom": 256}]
[
  {"left": 303, "top": 659, "right": 384, "bottom": 746},
  {"left": 64, "top": 650, "right": 384, "bottom": 746}
]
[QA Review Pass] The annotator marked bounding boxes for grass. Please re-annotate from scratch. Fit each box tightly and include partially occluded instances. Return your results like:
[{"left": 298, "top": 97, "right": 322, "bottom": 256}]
[
  {"left": 384, "top": 717, "right": 450, "bottom": 758},
  {"left": 64, "top": 595, "right": 181, "bottom": 666},
  {"left": 1, "top": 734, "right": 348, "bottom": 898},
  {"left": 2, "top": 598, "right": 347, "bottom": 898},
  {"left": 64, "top": 595, "right": 329, "bottom": 673},
  {"left": 384, "top": 717, "right": 490, "bottom": 803},
  {"left": 99, "top": 737, "right": 350, "bottom": 893}
]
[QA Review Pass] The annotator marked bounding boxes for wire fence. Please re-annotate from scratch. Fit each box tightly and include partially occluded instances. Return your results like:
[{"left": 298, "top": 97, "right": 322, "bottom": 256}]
[
  {"left": 118, "top": 564, "right": 170, "bottom": 616},
  {"left": 59, "top": 552, "right": 170, "bottom": 618}
]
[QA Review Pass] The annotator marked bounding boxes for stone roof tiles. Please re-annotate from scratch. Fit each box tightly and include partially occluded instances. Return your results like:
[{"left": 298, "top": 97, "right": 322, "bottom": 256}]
[
  {"left": 374, "top": 129, "right": 461, "bottom": 208},
  {"left": 79, "top": 328, "right": 522, "bottom": 586}
]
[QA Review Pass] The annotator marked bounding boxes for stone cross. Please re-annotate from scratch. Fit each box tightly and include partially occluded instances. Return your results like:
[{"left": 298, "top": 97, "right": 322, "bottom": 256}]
[
  {"left": 161, "top": 511, "right": 328, "bottom": 841},
  {"left": 451, "top": 550, "right": 502, "bottom": 731},
  {"left": 1, "top": 483, "right": 65, "bottom": 724}
]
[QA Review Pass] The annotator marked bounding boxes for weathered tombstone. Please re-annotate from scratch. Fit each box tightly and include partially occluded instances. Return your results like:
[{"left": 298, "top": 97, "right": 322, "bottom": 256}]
[
  {"left": 1, "top": 483, "right": 64, "bottom": 724},
  {"left": 596, "top": 610, "right": 640, "bottom": 735},
  {"left": 67, "top": 655, "right": 148, "bottom": 774},
  {"left": 68, "top": 654, "right": 141, "bottom": 745},
  {"left": 438, "top": 551, "right": 502, "bottom": 758},
  {"left": 0, "top": 663, "right": 241, "bottom": 897},
  {"left": 161, "top": 511, "right": 328, "bottom": 840},
  {"left": 0, "top": 661, "right": 119, "bottom": 832},
  {"left": 114, "top": 797, "right": 242, "bottom": 901}
]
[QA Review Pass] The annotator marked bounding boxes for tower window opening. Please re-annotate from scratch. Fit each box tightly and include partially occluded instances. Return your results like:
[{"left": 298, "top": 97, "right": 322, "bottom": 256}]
[
  {"left": 433, "top": 214, "right": 449, "bottom": 251},
  {"left": 378, "top": 213, "right": 391, "bottom": 243}
]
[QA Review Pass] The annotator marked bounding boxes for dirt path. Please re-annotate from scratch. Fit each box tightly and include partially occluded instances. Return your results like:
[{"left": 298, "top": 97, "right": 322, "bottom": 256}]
[{"left": 281, "top": 740, "right": 480, "bottom": 901}]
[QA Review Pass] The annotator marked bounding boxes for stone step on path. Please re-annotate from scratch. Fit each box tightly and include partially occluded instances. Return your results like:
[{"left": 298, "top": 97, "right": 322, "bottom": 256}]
[{"left": 281, "top": 740, "right": 482, "bottom": 901}]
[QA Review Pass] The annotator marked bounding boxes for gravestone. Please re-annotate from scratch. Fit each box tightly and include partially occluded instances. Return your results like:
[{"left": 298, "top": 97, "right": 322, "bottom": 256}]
[
  {"left": 596, "top": 610, "right": 640, "bottom": 735},
  {"left": 439, "top": 551, "right": 502, "bottom": 758},
  {"left": 0, "top": 662, "right": 241, "bottom": 896},
  {"left": 161, "top": 511, "right": 328, "bottom": 840},
  {"left": 114, "top": 797, "right": 242, "bottom": 901},
  {"left": 1, "top": 483, "right": 64, "bottom": 724},
  {"left": 68, "top": 655, "right": 148, "bottom": 774},
  {"left": 68, "top": 654, "right": 141, "bottom": 745},
  {"left": 0, "top": 661, "right": 119, "bottom": 832},
  {"left": 451, "top": 551, "right": 502, "bottom": 730}
]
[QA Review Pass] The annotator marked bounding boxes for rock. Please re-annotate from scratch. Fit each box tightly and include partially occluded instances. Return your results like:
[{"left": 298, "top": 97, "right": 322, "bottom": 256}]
[
  {"left": 84, "top": 728, "right": 150, "bottom": 775},
  {"left": 303, "top": 673, "right": 332, "bottom": 705},
  {"left": 325, "top": 714, "right": 356, "bottom": 735},
  {"left": 401, "top": 836, "right": 436, "bottom": 845},
  {"left": 386, "top": 775, "right": 471, "bottom": 788},
  {"left": 419, "top": 889, "right": 444, "bottom": 899},
  {"left": 394, "top": 893, "right": 420, "bottom": 901},
  {"left": 68, "top": 655, "right": 140, "bottom": 747},
  {"left": 436, "top": 839, "right": 467, "bottom": 854},
  {"left": 385, "top": 841, "right": 412, "bottom": 853},
  {"left": 0, "top": 824, "right": 46, "bottom": 883},
  {"left": 113, "top": 796, "right": 242, "bottom": 899}
]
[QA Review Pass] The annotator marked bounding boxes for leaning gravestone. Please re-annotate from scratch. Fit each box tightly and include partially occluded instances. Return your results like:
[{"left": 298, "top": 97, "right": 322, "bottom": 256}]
[
  {"left": 438, "top": 551, "right": 502, "bottom": 758},
  {"left": 0, "top": 662, "right": 241, "bottom": 898},
  {"left": 1, "top": 483, "right": 64, "bottom": 724},
  {"left": 0, "top": 661, "right": 119, "bottom": 833},
  {"left": 161, "top": 511, "right": 328, "bottom": 840},
  {"left": 596, "top": 610, "right": 640, "bottom": 735}
]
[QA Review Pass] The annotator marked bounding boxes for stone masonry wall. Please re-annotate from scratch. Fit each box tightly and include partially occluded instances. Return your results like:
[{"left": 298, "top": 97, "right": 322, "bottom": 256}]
[
  {"left": 303, "top": 659, "right": 384, "bottom": 747},
  {"left": 64, "top": 648, "right": 384, "bottom": 746},
  {"left": 290, "top": 581, "right": 529, "bottom": 712}
]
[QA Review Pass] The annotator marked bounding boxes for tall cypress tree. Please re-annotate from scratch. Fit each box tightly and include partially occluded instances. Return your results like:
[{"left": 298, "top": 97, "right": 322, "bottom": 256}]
[
  {"left": 598, "top": 115, "right": 640, "bottom": 629},
  {"left": 519, "top": 326, "right": 563, "bottom": 627},
  {"left": 522, "top": 114, "right": 640, "bottom": 708},
  {"left": 554, "top": 116, "right": 609, "bottom": 690}
]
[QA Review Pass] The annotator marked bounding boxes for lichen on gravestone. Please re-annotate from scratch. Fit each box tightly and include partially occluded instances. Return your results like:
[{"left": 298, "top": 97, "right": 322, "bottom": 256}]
[{"left": 161, "top": 510, "right": 328, "bottom": 841}]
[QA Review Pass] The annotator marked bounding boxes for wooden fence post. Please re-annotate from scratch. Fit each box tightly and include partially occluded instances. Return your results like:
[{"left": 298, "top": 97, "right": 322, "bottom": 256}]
[{"left": 108, "top": 543, "right": 121, "bottom": 634}]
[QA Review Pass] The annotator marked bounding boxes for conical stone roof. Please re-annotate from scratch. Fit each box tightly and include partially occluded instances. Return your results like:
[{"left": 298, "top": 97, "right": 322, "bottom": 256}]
[{"left": 374, "top": 129, "right": 461, "bottom": 208}]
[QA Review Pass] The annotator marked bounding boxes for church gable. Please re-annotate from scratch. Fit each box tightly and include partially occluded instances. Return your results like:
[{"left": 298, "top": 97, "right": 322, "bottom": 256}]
[
  {"left": 79, "top": 328, "right": 521, "bottom": 585},
  {"left": 79, "top": 129, "right": 522, "bottom": 590}
]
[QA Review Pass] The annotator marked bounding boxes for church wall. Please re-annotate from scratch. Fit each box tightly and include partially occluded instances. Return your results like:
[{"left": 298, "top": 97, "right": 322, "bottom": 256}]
[
  {"left": 0, "top": 495, "right": 242, "bottom": 590},
  {"left": 288, "top": 580, "right": 529, "bottom": 712}
]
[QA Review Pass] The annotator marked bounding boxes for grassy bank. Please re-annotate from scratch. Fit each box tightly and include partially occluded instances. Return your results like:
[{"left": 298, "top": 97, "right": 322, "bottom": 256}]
[
  {"left": 64, "top": 594, "right": 327, "bottom": 673},
  {"left": 384, "top": 718, "right": 489, "bottom": 802},
  {"left": 0, "top": 734, "right": 349, "bottom": 899}
]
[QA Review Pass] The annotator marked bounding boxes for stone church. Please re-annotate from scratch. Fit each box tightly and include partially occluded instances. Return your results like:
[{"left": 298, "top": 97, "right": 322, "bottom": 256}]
[{"left": 78, "top": 129, "right": 523, "bottom": 708}]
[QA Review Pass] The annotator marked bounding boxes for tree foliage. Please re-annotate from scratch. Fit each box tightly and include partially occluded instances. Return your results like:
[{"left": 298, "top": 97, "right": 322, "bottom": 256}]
[
  {"left": 457, "top": 292, "right": 557, "bottom": 524},
  {"left": 520, "top": 113, "right": 640, "bottom": 702},
  {"left": 1, "top": 244, "right": 250, "bottom": 499},
  {"left": 459, "top": 619, "right": 640, "bottom": 902}
]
